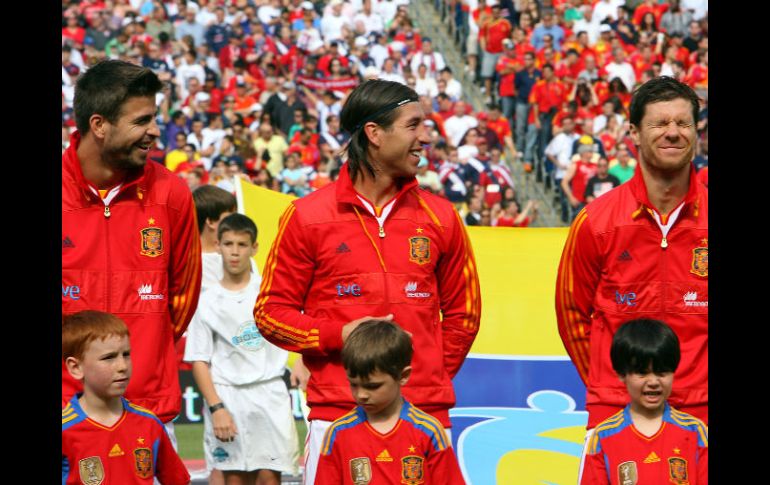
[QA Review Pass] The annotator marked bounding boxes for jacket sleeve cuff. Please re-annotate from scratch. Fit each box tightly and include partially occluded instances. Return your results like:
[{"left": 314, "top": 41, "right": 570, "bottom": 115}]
[{"left": 319, "top": 319, "right": 347, "bottom": 353}]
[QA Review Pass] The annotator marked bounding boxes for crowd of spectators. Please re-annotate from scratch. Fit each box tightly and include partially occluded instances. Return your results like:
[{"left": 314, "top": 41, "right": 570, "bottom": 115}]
[{"left": 63, "top": 0, "right": 707, "bottom": 228}]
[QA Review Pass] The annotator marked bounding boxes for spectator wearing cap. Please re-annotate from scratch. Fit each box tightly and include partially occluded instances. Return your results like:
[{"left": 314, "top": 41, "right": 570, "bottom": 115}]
[
  {"left": 410, "top": 37, "right": 446, "bottom": 79},
  {"left": 593, "top": 24, "right": 614, "bottom": 66},
  {"left": 570, "top": 118, "right": 607, "bottom": 160},
  {"left": 175, "top": 3, "right": 205, "bottom": 47},
  {"left": 321, "top": 0, "right": 352, "bottom": 43},
  {"left": 348, "top": 36, "right": 377, "bottom": 74},
  {"left": 479, "top": 4, "right": 513, "bottom": 103},
  {"left": 293, "top": 1, "right": 321, "bottom": 31},
  {"left": 353, "top": 0, "right": 385, "bottom": 37}
]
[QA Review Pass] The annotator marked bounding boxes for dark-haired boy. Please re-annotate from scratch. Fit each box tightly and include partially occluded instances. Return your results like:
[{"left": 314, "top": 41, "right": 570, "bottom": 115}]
[
  {"left": 580, "top": 319, "right": 707, "bottom": 484},
  {"left": 316, "top": 320, "right": 465, "bottom": 485},
  {"left": 184, "top": 213, "right": 297, "bottom": 484},
  {"left": 62, "top": 311, "right": 190, "bottom": 485}
]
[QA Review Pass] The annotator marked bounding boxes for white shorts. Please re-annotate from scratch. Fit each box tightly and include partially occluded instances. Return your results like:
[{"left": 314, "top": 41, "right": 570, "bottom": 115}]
[
  {"left": 577, "top": 428, "right": 595, "bottom": 484},
  {"left": 466, "top": 32, "right": 479, "bottom": 56},
  {"left": 203, "top": 378, "right": 299, "bottom": 474},
  {"left": 303, "top": 416, "right": 453, "bottom": 484}
]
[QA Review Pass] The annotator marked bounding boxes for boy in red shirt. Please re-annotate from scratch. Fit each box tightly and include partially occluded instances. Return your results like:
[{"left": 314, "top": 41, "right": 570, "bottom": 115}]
[
  {"left": 316, "top": 320, "right": 464, "bottom": 485},
  {"left": 62, "top": 311, "right": 190, "bottom": 485},
  {"left": 580, "top": 319, "right": 708, "bottom": 485}
]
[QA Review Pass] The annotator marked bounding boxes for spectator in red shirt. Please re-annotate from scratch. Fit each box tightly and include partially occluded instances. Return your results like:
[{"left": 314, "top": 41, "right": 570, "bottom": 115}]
[
  {"left": 529, "top": 63, "right": 567, "bottom": 184},
  {"left": 479, "top": 4, "right": 512, "bottom": 104},
  {"left": 496, "top": 38, "right": 521, "bottom": 128},
  {"left": 288, "top": 127, "right": 321, "bottom": 169},
  {"left": 63, "top": 12, "right": 87, "bottom": 47}
]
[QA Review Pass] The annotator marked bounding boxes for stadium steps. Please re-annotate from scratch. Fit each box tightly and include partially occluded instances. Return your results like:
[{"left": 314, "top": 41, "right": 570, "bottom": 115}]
[{"left": 409, "top": 0, "right": 564, "bottom": 227}]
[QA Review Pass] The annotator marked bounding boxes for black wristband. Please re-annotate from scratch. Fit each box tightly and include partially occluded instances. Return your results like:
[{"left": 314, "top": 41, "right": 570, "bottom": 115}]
[{"left": 209, "top": 402, "right": 226, "bottom": 414}]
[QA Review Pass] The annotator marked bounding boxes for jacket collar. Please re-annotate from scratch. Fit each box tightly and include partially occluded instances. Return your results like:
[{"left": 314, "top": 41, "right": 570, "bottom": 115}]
[
  {"left": 629, "top": 161, "right": 702, "bottom": 221},
  {"left": 335, "top": 162, "right": 419, "bottom": 210}
]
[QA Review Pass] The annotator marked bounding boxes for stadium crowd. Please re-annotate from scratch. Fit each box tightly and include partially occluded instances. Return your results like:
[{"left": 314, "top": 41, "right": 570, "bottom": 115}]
[{"left": 62, "top": 0, "right": 708, "bottom": 229}]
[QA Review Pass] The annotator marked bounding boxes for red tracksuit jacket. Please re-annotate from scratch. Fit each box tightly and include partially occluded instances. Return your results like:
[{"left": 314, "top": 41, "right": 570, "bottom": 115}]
[
  {"left": 62, "top": 131, "right": 202, "bottom": 423},
  {"left": 254, "top": 163, "right": 481, "bottom": 427},
  {"left": 556, "top": 163, "right": 708, "bottom": 428}
]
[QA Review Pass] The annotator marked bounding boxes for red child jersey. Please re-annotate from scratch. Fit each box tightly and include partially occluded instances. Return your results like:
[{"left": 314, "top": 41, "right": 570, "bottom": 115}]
[
  {"left": 316, "top": 402, "right": 464, "bottom": 485},
  {"left": 581, "top": 404, "right": 707, "bottom": 485},
  {"left": 62, "top": 395, "right": 190, "bottom": 485}
]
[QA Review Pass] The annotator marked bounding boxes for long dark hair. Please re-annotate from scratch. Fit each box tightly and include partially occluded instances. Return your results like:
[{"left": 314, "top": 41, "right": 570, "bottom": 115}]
[{"left": 340, "top": 79, "right": 418, "bottom": 181}]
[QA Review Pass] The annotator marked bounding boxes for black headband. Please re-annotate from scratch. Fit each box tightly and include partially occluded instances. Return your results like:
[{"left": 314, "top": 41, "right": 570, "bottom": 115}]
[{"left": 350, "top": 97, "right": 418, "bottom": 134}]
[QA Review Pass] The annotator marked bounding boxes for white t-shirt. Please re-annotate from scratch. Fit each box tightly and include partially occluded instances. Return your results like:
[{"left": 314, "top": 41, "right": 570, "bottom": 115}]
[
  {"left": 184, "top": 272, "right": 287, "bottom": 385},
  {"left": 444, "top": 115, "right": 479, "bottom": 148}
]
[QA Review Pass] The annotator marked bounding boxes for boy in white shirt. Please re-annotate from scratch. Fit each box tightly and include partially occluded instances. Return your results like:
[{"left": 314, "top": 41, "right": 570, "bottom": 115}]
[{"left": 184, "top": 213, "right": 298, "bottom": 485}]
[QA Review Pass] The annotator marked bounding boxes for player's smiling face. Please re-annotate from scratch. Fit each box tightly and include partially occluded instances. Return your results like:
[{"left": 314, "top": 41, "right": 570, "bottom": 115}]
[
  {"left": 348, "top": 367, "right": 411, "bottom": 420},
  {"left": 101, "top": 95, "right": 160, "bottom": 170}
]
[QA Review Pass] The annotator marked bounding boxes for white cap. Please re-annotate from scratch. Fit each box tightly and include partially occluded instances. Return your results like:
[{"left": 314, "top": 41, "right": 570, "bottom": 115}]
[
  {"left": 329, "top": 0, "right": 343, "bottom": 6},
  {"left": 195, "top": 91, "right": 211, "bottom": 102},
  {"left": 301, "top": 1, "right": 314, "bottom": 10},
  {"left": 363, "top": 66, "right": 380, "bottom": 78},
  {"left": 599, "top": 24, "right": 612, "bottom": 33},
  {"left": 354, "top": 36, "right": 369, "bottom": 47}
]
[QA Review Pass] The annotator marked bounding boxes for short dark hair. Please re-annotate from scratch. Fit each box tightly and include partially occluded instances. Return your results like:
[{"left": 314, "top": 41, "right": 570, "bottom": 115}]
[
  {"left": 74, "top": 60, "right": 162, "bottom": 135},
  {"left": 629, "top": 76, "right": 699, "bottom": 127},
  {"left": 340, "top": 80, "right": 419, "bottom": 182},
  {"left": 192, "top": 185, "right": 237, "bottom": 234},
  {"left": 611, "top": 319, "right": 681, "bottom": 376},
  {"left": 217, "top": 212, "right": 258, "bottom": 244},
  {"left": 342, "top": 320, "right": 413, "bottom": 380}
]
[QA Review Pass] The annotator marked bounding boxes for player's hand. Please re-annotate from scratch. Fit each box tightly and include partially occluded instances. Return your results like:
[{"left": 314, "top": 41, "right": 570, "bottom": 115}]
[
  {"left": 342, "top": 314, "right": 394, "bottom": 343},
  {"left": 290, "top": 358, "right": 311, "bottom": 391},
  {"left": 212, "top": 407, "right": 238, "bottom": 442}
]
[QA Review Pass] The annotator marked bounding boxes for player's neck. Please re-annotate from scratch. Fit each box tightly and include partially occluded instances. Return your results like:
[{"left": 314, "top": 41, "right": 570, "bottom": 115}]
[
  {"left": 220, "top": 268, "right": 251, "bottom": 291},
  {"left": 640, "top": 162, "right": 691, "bottom": 216},
  {"left": 79, "top": 392, "right": 124, "bottom": 427},
  {"left": 77, "top": 135, "right": 128, "bottom": 189},
  {"left": 353, "top": 169, "right": 402, "bottom": 208},
  {"left": 365, "top": 397, "right": 404, "bottom": 434},
  {"left": 629, "top": 403, "right": 664, "bottom": 437}
]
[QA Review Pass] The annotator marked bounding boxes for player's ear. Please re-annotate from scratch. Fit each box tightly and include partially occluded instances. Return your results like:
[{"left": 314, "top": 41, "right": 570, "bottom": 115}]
[
  {"left": 399, "top": 366, "right": 412, "bottom": 386},
  {"left": 65, "top": 356, "right": 85, "bottom": 381}
]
